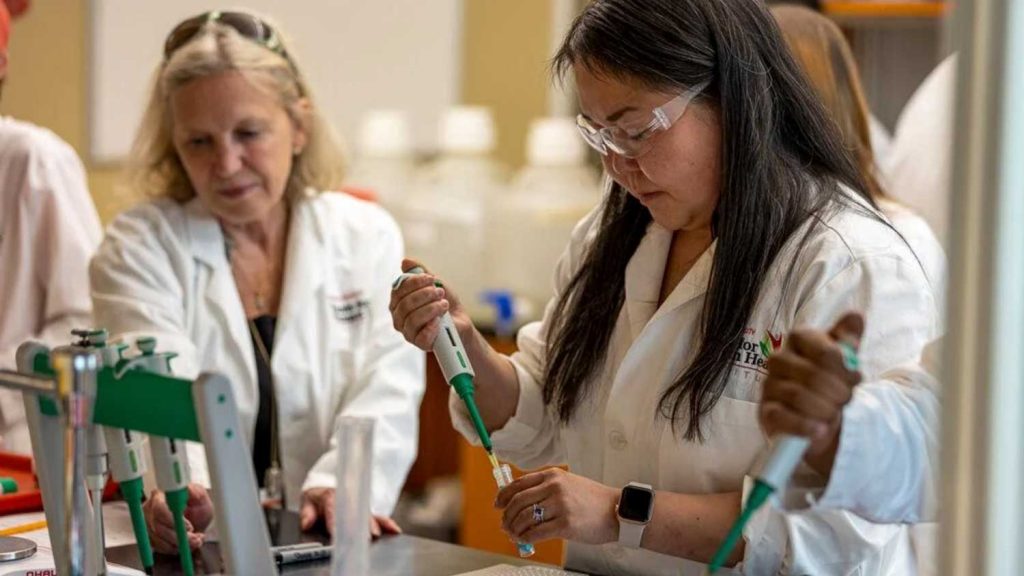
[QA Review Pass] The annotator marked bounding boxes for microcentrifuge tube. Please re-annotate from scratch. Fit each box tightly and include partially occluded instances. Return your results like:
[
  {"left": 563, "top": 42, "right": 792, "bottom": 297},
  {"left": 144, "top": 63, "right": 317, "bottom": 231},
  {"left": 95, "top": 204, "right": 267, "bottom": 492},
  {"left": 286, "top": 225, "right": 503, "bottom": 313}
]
[{"left": 492, "top": 464, "right": 536, "bottom": 558}]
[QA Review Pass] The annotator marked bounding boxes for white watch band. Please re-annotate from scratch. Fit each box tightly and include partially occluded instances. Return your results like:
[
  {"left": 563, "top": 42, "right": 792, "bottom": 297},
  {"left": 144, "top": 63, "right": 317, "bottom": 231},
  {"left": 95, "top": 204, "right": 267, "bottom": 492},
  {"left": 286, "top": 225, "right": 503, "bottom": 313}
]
[{"left": 618, "top": 519, "right": 646, "bottom": 548}]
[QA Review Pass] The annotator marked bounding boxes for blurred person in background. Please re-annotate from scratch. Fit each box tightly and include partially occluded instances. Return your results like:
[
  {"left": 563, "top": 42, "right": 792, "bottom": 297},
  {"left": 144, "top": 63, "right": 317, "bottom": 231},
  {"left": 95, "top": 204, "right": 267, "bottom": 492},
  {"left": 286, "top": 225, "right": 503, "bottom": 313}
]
[
  {"left": 773, "top": 4, "right": 945, "bottom": 307},
  {"left": 0, "top": 0, "right": 102, "bottom": 453},
  {"left": 885, "top": 55, "right": 957, "bottom": 245}
]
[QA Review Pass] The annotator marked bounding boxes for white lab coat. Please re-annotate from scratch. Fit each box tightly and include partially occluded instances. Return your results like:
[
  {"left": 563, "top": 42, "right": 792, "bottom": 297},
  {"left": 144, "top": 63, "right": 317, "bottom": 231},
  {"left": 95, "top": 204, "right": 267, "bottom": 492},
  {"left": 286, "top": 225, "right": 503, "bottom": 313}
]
[
  {"left": 880, "top": 199, "right": 946, "bottom": 320},
  {"left": 884, "top": 55, "right": 957, "bottom": 245},
  {"left": 452, "top": 194, "right": 940, "bottom": 575},
  {"left": 0, "top": 117, "right": 101, "bottom": 453},
  {"left": 90, "top": 191, "right": 425, "bottom": 514}
]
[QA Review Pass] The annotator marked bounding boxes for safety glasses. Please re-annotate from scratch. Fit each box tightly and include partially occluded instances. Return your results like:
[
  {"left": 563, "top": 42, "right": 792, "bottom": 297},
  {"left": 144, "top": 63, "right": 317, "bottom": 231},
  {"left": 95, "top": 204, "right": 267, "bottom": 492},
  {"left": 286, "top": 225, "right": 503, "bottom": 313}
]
[{"left": 576, "top": 81, "right": 710, "bottom": 159}]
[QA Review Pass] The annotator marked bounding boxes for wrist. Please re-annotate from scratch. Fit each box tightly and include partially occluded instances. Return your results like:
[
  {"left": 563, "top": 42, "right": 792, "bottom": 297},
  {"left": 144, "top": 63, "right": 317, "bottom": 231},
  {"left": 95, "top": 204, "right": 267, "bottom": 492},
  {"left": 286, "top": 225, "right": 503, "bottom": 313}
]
[{"left": 804, "top": 415, "right": 843, "bottom": 477}]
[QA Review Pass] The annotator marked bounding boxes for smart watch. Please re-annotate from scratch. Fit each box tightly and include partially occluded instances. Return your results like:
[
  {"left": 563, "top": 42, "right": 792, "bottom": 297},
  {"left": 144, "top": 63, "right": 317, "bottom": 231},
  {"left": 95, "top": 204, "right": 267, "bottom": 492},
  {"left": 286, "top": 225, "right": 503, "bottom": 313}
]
[{"left": 616, "top": 481, "right": 655, "bottom": 548}]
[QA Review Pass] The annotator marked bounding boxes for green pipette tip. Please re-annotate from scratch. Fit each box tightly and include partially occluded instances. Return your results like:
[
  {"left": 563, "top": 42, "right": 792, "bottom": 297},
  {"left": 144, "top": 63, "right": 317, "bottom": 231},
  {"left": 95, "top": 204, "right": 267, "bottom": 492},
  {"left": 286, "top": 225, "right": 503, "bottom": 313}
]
[
  {"left": 120, "top": 478, "right": 154, "bottom": 571},
  {"left": 706, "top": 480, "right": 774, "bottom": 575},
  {"left": 165, "top": 488, "right": 195, "bottom": 576},
  {"left": 451, "top": 373, "right": 494, "bottom": 453}
]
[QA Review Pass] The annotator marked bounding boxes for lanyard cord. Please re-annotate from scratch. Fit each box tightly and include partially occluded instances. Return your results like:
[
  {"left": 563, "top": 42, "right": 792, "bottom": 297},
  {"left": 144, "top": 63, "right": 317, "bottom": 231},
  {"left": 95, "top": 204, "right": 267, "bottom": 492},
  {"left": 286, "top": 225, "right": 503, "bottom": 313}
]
[{"left": 248, "top": 319, "right": 280, "bottom": 475}]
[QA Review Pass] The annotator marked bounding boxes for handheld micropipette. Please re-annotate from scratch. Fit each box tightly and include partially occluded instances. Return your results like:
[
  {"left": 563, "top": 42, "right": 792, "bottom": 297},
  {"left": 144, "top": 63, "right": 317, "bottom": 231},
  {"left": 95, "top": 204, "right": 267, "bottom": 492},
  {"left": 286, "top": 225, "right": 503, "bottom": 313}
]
[
  {"left": 393, "top": 266, "right": 500, "bottom": 469},
  {"left": 125, "top": 337, "right": 194, "bottom": 576},
  {"left": 705, "top": 341, "right": 860, "bottom": 575},
  {"left": 84, "top": 331, "right": 154, "bottom": 575}
]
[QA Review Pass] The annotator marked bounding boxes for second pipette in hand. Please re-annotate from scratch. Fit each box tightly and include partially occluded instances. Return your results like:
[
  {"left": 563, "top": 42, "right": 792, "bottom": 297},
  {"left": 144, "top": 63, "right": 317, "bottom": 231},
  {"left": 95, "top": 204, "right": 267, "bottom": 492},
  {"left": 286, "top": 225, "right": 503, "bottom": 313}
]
[{"left": 705, "top": 341, "right": 860, "bottom": 575}]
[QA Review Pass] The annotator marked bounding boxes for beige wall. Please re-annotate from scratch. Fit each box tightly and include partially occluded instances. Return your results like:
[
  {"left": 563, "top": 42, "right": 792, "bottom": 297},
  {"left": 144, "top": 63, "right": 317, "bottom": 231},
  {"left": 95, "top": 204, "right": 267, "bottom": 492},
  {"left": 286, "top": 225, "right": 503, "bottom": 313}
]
[
  {"left": 0, "top": 1, "right": 554, "bottom": 225},
  {"left": 1, "top": 0, "right": 123, "bottom": 224},
  {"left": 463, "top": 0, "right": 553, "bottom": 169}
]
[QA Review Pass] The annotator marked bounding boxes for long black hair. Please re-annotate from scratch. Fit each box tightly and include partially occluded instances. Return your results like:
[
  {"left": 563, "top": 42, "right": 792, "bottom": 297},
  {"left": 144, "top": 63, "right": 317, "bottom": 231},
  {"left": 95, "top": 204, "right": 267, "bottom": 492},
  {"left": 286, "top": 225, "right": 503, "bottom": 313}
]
[{"left": 545, "top": 0, "right": 875, "bottom": 441}]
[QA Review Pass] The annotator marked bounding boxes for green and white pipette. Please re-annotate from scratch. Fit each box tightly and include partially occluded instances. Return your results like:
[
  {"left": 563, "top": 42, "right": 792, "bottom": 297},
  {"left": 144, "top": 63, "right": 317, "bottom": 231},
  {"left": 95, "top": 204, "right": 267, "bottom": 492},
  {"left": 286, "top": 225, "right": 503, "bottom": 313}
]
[
  {"left": 126, "top": 337, "right": 194, "bottom": 576},
  {"left": 705, "top": 341, "right": 860, "bottom": 575},
  {"left": 393, "top": 267, "right": 498, "bottom": 470},
  {"left": 79, "top": 330, "right": 154, "bottom": 575}
]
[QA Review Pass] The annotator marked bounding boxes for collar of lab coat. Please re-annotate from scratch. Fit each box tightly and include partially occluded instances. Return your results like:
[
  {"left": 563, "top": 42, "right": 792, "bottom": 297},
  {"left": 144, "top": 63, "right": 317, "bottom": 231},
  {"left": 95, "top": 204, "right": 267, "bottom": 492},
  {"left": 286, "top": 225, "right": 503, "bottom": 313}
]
[
  {"left": 182, "top": 192, "right": 328, "bottom": 376},
  {"left": 623, "top": 222, "right": 716, "bottom": 338}
]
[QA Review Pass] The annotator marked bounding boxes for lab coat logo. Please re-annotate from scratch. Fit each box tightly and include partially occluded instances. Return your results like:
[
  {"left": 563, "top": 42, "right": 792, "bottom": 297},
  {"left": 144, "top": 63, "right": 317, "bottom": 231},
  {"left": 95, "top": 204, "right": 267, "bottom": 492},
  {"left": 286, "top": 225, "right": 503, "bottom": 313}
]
[
  {"left": 734, "top": 328, "right": 783, "bottom": 374},
  {"left": 759, "top": 330, "right": 784, "bottom": 358},
  {"left": 329, "top": 290, "right": 369, "bottom": 322}
]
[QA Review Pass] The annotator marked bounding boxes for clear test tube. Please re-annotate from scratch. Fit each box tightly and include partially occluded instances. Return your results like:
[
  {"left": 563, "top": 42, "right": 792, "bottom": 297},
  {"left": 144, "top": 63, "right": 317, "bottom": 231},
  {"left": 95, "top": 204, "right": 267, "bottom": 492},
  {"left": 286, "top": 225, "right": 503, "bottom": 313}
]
[
  {"left": 492, "top": 464, "right": 536, "bottom": 558},
  {"left": 332, "top": 417, "right": 374, "bottom": 576}
]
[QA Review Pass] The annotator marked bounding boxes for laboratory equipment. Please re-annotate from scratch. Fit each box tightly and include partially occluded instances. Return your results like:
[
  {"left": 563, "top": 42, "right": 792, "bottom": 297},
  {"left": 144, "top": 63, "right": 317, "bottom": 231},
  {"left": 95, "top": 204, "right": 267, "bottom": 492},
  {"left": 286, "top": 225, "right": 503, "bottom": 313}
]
[
  {"left": 487, "top": 117, "right": 601, "bottom": 325},
  {"left": 73, "top": 328, "right": 140, "bottom": 574},
  {"left": 392, "top": 266, "right": 497, "bottom": 468},
  {"left": 399, "top": 107, "right": 508, "bottom": 320},
  {"left": 331, "top": 417, "right": 374, "bottom": 576},
  {"left": 4, "top": 336, "right": 278, "bottom": 575},
  {"left": 706, "top": 341, "right": 860, "bottom": 574},
  {"left": 119, "top": 337, "right": 195, "bottom": 575},
  {"left": 273, "top": 542, "right": 331, "bottom": 566},
  {"left": 0, "top": 536, "right": 37, "bottom": 562},
  {"left": 492, "top": 465, "right": 535, "bottom": 558},
  {"left": 345, "top": 109, "right": 416, "bottom": 214}
]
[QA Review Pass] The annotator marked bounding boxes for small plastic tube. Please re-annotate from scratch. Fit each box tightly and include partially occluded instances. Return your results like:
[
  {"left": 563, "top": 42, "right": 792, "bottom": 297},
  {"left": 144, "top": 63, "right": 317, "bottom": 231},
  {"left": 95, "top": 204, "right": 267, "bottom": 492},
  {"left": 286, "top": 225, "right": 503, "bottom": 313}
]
[{"left": 492, "top": 464, "right": 535, "bottom": 558}]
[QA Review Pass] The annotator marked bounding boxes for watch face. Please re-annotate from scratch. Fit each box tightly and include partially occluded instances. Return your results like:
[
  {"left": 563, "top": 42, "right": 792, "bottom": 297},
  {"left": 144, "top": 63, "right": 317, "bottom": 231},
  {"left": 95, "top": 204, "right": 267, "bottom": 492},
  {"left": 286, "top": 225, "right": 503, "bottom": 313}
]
[{"left": 618, "top": 485, "right": 653, "bottom": 522}]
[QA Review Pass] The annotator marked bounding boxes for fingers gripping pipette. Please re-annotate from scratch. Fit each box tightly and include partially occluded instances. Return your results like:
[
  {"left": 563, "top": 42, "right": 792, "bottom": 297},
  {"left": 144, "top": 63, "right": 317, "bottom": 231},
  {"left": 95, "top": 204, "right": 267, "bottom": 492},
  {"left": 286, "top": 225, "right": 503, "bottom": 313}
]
[
  {"left": 392, "top": 266, "right": 498, "bottom": 469},
  {"left": 705, "top": 341, "right": 860, "bottom": 575},
  {"left": 393, "top": 266, "right": 535, "bottom": 558}
]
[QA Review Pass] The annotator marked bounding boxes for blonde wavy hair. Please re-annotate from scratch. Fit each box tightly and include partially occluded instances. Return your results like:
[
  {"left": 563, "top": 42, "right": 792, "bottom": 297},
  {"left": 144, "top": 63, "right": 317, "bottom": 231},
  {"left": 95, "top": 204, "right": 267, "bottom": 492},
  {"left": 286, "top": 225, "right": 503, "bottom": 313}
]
[{"left": 127, "top": 16, "right": 346, "bottom": 203}]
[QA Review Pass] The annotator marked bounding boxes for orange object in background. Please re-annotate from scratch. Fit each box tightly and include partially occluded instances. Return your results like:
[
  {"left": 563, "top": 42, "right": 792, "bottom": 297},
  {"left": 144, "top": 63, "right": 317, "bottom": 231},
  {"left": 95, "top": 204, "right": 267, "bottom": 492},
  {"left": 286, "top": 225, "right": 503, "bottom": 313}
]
[
  {"left": 460, "top": 441, "right": 566, "bottom": 566},
  {"left": 457, "top": 336, "right": 566, "bottom": 566},
  {"left": 340, "top": 185, "right": 379, "bottom": 203},
  {"left": 0, "top": 452, "right": 120, "bottom": 516}
]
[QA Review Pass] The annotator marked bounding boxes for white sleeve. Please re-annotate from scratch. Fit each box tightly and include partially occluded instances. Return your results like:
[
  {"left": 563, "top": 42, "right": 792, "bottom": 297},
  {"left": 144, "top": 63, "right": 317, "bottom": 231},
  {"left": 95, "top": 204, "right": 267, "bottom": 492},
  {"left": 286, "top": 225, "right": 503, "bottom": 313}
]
[
  {"left": 0, "top": 140, "right": 102, "bottom": 363},
  {"left": 0, "top": 136, "right": 101, "bottom": 454},
  {"left": 448, "top": 206, "right": 603, "bottom": 470},
  {"left": 740, "top": 488, "right": 918, "bottom": 575},
  {"left": 301, "top": 214, "right": 426, "bottom": 516},
  {"left": 743, "top": 253, "right": 939, "bottom": 573},
  {"left": 817, "top": 341, "right": 941, "bottom": 523},
  {"left": 89, "top": 207, "right": 201, "bottom": 378}
]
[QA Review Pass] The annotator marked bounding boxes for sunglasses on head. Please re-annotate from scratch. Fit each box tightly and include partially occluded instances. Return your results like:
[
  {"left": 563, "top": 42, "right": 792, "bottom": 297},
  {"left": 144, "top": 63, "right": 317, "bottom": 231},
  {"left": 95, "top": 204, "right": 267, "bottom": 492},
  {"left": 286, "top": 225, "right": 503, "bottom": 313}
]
[{"left": 164, "top": 10, "right": 290, "bottom": 63}]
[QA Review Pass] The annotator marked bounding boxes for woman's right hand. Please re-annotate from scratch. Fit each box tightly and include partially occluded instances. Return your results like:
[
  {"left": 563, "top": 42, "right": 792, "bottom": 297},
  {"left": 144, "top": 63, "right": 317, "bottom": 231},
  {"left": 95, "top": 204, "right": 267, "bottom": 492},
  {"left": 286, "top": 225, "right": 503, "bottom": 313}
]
[
  {"left": 143, "top": 484, "right": 214, "bottom": 554},
  {"left": 390, "top": 258, "right": 473, "bottom": 350}
]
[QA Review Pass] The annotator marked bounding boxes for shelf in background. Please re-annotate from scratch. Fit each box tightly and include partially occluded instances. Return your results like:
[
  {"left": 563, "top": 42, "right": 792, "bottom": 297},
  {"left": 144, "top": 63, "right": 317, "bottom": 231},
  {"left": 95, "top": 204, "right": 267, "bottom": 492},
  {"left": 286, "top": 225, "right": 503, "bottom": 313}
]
[{"left": 822, "top": 1, "right": 949, "bottom": 26}]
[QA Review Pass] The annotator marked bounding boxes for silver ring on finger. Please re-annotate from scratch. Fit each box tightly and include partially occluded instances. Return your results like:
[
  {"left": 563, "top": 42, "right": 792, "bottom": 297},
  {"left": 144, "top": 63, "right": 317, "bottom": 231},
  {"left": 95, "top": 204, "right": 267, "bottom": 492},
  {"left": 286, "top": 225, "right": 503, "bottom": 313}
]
[{"left": 532, "top": 503, "right": 545, "bottom": 525}]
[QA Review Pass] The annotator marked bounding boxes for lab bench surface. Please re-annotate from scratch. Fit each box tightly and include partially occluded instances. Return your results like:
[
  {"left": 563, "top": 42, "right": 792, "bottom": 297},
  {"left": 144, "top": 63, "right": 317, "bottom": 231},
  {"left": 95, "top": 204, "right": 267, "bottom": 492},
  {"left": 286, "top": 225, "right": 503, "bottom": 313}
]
[{"left": 105, "top": 508, "right": 550, "bottom": 575}]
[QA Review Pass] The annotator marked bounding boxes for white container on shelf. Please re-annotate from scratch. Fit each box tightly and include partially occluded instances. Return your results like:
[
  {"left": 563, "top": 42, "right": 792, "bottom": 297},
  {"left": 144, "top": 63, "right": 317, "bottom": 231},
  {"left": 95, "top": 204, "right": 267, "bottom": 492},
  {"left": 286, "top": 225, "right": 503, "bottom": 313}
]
[
  {"left": 399, "top": 106, "right": 508, "bottom": 320},
  {"left": 486, "top": 117, "right": 602, "bottom": 326},
  {"left": 344, "top": 109, "right": 416, "bottom": 214}
]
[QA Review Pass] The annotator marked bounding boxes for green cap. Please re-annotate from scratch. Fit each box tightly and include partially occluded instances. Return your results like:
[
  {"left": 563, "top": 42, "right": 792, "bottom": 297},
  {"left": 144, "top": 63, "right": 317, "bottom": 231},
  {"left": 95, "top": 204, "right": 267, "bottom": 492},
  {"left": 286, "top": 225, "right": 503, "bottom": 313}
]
[{"left": 0, "top": 477, "right": 18, "bottom": 494}]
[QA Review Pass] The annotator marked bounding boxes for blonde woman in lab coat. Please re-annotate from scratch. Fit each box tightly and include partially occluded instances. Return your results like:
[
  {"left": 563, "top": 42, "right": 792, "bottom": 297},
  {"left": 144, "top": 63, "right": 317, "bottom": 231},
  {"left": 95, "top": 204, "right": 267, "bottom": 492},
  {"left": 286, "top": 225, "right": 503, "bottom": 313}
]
[
  {"left": 391, "top": 0, "right": 939, "bottom": 574},
  {"left": 90, "top": 11, "right": 424, "bottom": 553}
]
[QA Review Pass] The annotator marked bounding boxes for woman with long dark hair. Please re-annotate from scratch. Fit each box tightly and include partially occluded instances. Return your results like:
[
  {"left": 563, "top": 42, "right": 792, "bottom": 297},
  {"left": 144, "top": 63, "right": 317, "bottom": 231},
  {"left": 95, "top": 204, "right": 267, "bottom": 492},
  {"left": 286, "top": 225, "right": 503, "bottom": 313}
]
[{"left": 392, "top": 0, "right": 939, "bottom": 573}]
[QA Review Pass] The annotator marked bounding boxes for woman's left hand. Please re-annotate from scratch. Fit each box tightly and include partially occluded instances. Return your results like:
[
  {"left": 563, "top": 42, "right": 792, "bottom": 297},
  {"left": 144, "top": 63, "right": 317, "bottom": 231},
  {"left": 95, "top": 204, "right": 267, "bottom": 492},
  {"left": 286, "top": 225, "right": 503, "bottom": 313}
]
[
  {"left": 496, "top": 468, "right": 619, "bottom": 545},
  {"left": 300, "top": 487, "right": 402, "bottom": 540}
]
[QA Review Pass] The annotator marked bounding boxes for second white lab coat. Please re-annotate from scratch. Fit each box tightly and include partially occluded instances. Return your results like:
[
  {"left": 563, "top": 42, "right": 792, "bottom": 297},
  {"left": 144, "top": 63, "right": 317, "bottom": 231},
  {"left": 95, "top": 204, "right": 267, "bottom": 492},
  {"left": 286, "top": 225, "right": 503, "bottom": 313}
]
[
  {"left": 0, "top": 117, "right": 101, "bottom": 453},
  {"left": 452, "top": 194, "right": 940, "bottom": 575},
  {"left": 884, "top": 55, "right": 957, "bottom": 245},
  {"left": 90, "top": 191, "right": 425, "bottom": 514}
]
